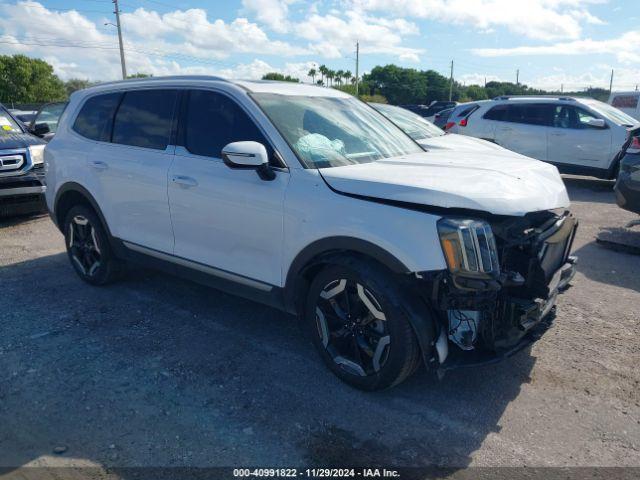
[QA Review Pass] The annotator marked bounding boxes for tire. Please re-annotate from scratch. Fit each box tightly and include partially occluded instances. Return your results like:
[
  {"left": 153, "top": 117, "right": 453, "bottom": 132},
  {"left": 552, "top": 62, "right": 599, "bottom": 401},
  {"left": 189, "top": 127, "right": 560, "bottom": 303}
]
[
  {"left": 63, "top": 205, "right": 122, "bottom": 285},
  {"left": 304, "top": 258, "right": 422, "bottom": 391}
]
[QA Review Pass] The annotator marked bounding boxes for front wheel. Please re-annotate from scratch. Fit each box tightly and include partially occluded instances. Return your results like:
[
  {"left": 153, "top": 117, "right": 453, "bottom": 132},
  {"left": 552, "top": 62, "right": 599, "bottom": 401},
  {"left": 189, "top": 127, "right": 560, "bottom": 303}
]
[
  {"left": 63, "top": 205, "right": 122, "bottom": 285},
  {"left": 304, "top": 260, "right": 422, "bottom": 390}
]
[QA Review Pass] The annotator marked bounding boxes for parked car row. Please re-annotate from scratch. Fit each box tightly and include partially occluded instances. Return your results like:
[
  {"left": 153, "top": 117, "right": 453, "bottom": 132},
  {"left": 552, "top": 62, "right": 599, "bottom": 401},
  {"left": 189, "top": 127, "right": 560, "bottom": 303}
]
[{"left": 444, "top": 95, "right": 639, "bottom": 180}]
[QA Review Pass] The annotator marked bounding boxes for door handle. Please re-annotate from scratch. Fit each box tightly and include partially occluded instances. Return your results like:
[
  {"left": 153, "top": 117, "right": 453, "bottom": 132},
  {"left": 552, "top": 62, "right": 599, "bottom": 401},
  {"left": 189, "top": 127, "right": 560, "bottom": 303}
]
[
  {"left": 550, "top": 132, "right": 566, "bottom": 137},
  {"left": 172, "top": 175, "right": 198, "bottom": 188},
  {"left": 500, "top": 127, "right": 513, "bottom": 132},
  {"left": 91, "top": 161, "right": 108, "bottom": 170}
]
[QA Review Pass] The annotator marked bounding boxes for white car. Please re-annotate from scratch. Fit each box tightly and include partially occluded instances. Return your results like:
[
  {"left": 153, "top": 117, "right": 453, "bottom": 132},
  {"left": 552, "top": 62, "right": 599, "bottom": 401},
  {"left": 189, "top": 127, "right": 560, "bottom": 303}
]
[
  {"left": 371, "top": 102, "right": 511, "bottom": 153},
  {"left": 446, "top": 96, "right": 639, "bottom": 179},
  {"left": 609, "top": 91, "right": 640, "bottom": 121},
  {"left": 45, "top": 77, "right": 577, "bottom": 390}
]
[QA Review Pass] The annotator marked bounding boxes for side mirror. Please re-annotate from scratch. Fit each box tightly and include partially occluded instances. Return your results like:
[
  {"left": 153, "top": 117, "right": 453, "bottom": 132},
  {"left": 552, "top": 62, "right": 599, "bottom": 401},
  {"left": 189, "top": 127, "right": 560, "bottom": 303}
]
[
  {"left": 587, "top": 118, "right": 606, "bottom": 129},
  {"left": 32, "top": 122, "right": 51, "bottom": 137},
  {"left": 221, "top": 141, "right": 275, "bottom": 180}
]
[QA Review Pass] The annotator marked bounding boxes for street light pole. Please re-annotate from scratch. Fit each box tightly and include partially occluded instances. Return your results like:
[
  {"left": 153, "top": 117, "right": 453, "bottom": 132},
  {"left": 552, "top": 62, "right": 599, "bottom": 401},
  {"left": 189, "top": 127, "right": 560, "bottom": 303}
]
[{"left": 113, "top": 0, "right": 127, "bottom": 79}]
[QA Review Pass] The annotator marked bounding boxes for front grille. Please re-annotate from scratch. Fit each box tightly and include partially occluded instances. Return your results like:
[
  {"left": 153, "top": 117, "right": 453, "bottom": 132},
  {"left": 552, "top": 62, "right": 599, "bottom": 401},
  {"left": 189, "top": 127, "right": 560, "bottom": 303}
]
[{"left": 0, "top": 152, "right": 25, "bottom": 173}]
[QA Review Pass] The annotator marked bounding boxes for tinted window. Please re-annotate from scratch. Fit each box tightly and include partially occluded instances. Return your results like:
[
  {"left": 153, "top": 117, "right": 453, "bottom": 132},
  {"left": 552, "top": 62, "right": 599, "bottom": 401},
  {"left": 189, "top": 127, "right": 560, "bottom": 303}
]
[
  {"left": 456, "top": 105, "right": 478, "bottom": 118},
  {"left": 552, "top": 106, "right": 603, "bottom": 129},
  {"left": 484, "top": 104, "right": 508, "bottom": 121},
  {"left": 506, "top": 104, "right": 552, "bottom": 126},
  {"left": 112, "top": 90, "right": 177, "bottom": 150},
  {"left": 73, "top": 93, "right": 122, "bottom": 141},
  {"left": 184, "top": 90, "right": 272, "bottom": 160},
  {"left": 0, "top": 107, "right": 22, "bottom": 133}
]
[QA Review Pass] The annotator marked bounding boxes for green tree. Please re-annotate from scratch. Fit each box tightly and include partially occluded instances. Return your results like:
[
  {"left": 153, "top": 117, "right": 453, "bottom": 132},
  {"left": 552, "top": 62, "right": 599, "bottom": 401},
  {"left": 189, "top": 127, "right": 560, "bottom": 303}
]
[
  {"left": 364, "top": 65, "right": 428, "bottom": 105},
  {"left": 261, "top": 72, "right": 299, "bottom": 82},
  {"left": 127, "top": 72, "right": 152, "bottom": 79},
  {"left": 319, "top": 64, "right": 328, "bottom": 86},
  {"left": 0, "top": 54, "right": 65, "bottom": 104},
  {"left": 307, "top": 68, "right": 317, "bottom": 84}
]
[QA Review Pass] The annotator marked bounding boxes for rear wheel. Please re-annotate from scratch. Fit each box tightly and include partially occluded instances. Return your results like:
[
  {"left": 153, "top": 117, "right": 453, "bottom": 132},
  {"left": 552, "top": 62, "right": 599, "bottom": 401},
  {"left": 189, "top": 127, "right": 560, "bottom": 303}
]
[
  {"left": 305, "top": 259, "right": 421, "bottom": 390},
  {"left": 63, "top": 205, "right": 122, "bottom": 285}
]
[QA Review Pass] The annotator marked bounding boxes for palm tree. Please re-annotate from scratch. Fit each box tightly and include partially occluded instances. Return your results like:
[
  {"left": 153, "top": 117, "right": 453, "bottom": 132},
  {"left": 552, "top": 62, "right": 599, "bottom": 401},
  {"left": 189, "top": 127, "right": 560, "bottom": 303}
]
[
  {"left": 344, "top": 70, "right": 352, "bottom": 85},
  {"left": 308, "top": 68, "right": 317, "bottom": 84},
  {"left": 326, "top": 70, "right": 335, "bottom": 87},
  {"left": 319, "top": 65, "right": 328, "bottom": 86},
  {"left": 335, "top": 70, "right": 345, "bottom": 86},
  {"left": 316, "top": 79, "right": 324, "bottom": 86}
]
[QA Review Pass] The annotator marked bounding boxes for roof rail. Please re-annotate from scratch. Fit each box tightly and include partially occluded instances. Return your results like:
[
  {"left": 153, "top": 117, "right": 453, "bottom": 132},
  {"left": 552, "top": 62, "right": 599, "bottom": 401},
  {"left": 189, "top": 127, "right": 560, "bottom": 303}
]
[
  {"left": 493, "top": 95, "right": 576, "bottom": 101},
  {"left": 95, "top": 75, "right": 228, "bottom": 89}
]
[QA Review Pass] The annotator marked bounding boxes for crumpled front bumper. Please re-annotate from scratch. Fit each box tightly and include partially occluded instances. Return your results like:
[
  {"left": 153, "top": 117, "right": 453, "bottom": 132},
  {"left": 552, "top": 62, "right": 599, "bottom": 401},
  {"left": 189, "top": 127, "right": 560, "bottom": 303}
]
[{"left": 437, "top": 256, "right": 577, "bottom": 373}]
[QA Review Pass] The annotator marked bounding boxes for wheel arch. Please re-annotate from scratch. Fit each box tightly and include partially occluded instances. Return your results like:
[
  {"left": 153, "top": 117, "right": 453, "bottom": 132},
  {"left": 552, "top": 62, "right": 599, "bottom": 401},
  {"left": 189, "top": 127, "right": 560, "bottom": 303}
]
[
  {"left": 53, "top": 182, "right": 112, "bottom": 238},
  {"left": 283, "top": 236, "right": 411, "bottom": 315}
]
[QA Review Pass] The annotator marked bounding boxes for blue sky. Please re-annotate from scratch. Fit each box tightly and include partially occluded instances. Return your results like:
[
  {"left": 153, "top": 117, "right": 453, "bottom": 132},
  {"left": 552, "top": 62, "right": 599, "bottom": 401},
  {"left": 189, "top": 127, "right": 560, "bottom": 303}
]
[{"left": 0, "top": 0, "right": 638, "bottom": 91}]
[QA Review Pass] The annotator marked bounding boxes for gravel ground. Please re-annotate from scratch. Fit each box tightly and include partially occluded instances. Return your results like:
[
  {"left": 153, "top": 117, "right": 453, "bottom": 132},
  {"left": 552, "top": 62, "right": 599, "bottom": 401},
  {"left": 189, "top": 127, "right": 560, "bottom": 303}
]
[{"left": 0, "top": 176, "right": 639, "bottom": 476}]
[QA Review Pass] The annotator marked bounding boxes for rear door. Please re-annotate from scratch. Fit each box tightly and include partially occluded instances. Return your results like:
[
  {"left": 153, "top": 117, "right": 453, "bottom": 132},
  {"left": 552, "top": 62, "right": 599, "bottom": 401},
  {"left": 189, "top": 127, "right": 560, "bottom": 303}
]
[
  {"left": 493, "top": 103, "right": 551, "bottom": 160},
  {"left": 87, "top": 89, "right": 178, "bottom": 253},
  {"left": 547, "top": 105, "right": 612, "bottom": 169}
]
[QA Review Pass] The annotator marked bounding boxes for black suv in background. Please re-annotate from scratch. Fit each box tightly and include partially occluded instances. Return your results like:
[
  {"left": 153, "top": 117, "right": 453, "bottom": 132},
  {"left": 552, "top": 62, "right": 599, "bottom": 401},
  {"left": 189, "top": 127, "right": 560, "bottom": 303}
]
[{"left": 0, "top": 104, "right": 47, "bottom": 217}]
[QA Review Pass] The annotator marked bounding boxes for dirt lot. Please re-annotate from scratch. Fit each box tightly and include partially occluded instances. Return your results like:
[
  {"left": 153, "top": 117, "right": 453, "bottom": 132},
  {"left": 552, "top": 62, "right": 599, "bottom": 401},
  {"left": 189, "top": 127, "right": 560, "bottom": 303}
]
[{"left": 0, "top": 176, "right": 639, "bottom": 475}]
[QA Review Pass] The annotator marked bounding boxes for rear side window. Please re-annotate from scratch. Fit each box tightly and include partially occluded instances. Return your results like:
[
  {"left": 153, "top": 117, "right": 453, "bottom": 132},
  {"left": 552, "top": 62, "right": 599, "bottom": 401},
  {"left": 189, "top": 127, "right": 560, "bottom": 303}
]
[
  {"left": 73, "top": 93, "right": 122, "bottom": 141},
  {"left": 112, "top": 90, "right": 177, "bottom": 150},
  {"left": 484, "top": 104, "right": 508, "bottom": 121},
  {"left": 183, "top": 90, "right": 272, "bottom": 160},
  {"left": 507, "top": 104, "right": 552, "bottom": 126},
  {"left": 456, "top": 105, "right": 478, "bottom": 118}
]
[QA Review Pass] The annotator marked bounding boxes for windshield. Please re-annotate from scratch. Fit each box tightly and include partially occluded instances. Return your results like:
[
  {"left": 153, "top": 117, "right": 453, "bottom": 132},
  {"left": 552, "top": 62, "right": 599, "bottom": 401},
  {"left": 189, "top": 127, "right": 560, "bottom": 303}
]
[
  {"left": 0, "top": 107, "right": 22, "bottom": 134},
  {"left": 371, "top": 103, "right": 444, "bottom": 141},
  {"left": 35, "top": 102, "right": 67, "bottom": 134},
  {"left": 252, "top": 93, "right": 423, "bottom": 168},
  {"left": 583, "top": 99, "right": 638, "bottom": 127}
]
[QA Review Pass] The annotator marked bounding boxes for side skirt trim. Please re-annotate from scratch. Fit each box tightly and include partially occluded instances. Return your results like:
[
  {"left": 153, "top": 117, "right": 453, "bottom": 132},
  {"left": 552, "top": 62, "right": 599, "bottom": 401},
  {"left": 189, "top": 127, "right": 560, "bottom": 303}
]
[{"left": 122, "top": 241, "right": 274, "bottom": 292}]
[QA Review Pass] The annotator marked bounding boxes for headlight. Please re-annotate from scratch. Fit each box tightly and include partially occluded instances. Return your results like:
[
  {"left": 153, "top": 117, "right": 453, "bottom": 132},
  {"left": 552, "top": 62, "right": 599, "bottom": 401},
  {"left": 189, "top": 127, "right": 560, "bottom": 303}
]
[
  {"left": 437, "top": 218, "right": 500, "bottom": 277},
  {"left": 28, "top": 145, "right": 45, "bottom": 166}
]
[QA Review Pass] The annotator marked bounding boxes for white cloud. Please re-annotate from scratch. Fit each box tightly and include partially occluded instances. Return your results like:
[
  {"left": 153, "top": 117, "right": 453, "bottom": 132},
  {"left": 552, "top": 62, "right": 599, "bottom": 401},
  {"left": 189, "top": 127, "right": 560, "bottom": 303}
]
[
  {"left": 295, "top": 10, "right": 423, "bottom": 60},
  {"left": 348, "top": 0, "right": 606, "bottom": 40},
  {"left": 241, "top": 0, "right": 297, "bottom": 33},
  {"left": 472, "top": 31, "right": 640, "bottom": 64},
  {"left": 0, "top": 2, "right": 310, "bottom": 80}
]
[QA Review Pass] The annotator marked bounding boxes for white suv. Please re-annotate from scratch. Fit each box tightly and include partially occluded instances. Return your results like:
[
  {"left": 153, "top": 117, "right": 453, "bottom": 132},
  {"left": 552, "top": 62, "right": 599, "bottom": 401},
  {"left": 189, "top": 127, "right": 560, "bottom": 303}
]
[
  {"left": 446, "top": 96, "right": 639, "bottom": 179},
  {"left": 45, "top": 77, "right": 577, "bottom": 390}
]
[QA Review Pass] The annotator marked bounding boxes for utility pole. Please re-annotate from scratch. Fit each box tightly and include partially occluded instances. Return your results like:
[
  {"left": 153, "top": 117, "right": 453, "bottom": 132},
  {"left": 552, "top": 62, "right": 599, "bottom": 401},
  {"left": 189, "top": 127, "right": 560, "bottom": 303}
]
[
  {"left": 113, "top": 0, "right": 127, "bottom": 80},
  {"left": 561, "top": 83, "right": 563, "bottom": 93},
  {"left": 609, "top": 69, "right": 614, "bottom": 94},
  {"left": 448, "top": 60, "right": 454, "bottom": 101},
  {"left": 484, "top": 77, "right": 486, "bottom": 88},
  {"left": 516, "top": 69, "right": 519, "bottom": 86},
  {"left": 355, "top": 41, "right": 359, "bottom": 97}
]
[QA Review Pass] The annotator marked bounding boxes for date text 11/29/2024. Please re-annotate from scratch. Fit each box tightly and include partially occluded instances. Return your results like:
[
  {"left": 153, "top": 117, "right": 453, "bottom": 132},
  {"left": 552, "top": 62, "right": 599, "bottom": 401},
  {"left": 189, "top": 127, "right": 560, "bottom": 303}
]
[{"left": 233, "top": 468, "right": 400, "bottom": 478}]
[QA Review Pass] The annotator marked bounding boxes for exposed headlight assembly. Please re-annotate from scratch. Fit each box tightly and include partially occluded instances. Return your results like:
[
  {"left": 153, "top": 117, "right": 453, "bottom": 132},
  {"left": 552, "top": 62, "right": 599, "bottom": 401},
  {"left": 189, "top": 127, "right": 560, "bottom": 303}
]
[
  {"left": 437, "top": 218, "right": 500, "bottom": 278},
  {"left": 28, "top": 144, "right": 46, "bottom": 166}
]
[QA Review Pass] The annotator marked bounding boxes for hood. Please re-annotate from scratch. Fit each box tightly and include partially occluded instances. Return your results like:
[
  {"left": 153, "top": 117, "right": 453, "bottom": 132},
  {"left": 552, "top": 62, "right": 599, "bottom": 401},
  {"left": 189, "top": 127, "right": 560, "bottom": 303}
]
[
  {"left": 319, "top": 150, "right": 570, "bottom": 216},
  {"left": 418, "top": 133, "right": 506, "bottom": 152},
  {"left": 0, "top": 131, "right": 45, "bottom": 150}
]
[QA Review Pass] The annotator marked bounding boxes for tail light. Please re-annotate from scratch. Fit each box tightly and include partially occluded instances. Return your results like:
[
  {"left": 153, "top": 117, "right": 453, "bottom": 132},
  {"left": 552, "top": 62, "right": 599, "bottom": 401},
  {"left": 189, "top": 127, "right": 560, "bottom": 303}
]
[
  {"left": 459, "top": 118, "right": 468, "bottom": 127},
  {"left": 444, "top": 121, "right": 456, "bottom": 130},
  {"left": 628, "top": 136, "right": 640, "bottom": 154}
]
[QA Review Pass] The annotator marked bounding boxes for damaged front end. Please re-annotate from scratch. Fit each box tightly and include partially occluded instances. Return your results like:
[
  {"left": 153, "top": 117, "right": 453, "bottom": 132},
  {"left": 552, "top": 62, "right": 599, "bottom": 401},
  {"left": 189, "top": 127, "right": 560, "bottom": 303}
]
[{"left": 420, "top": 209, "right": 578, "bottom": 374}]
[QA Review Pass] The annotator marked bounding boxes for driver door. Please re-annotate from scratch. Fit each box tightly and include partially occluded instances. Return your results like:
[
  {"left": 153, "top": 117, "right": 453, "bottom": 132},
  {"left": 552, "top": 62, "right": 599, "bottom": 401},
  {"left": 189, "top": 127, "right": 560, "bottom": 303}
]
[
  {"left": 547, "top": 105, "right": 612, "bottom": 169},
  {"left": 168, "top": 89, "right": 289, "bottom": 287}
]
